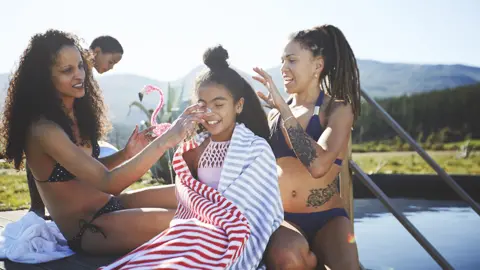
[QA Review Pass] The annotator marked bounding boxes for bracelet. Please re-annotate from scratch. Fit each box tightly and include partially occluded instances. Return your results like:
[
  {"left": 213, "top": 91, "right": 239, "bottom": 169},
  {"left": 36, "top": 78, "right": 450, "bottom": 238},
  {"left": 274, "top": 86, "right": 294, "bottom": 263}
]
[{"left": 282, "top": 115, "right": 295, "bottom": 124}]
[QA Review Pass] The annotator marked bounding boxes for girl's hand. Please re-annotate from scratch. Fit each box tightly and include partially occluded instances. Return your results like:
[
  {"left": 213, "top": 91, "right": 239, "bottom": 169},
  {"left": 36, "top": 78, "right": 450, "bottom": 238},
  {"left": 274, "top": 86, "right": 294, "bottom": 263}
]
[{"left": 163, "top": 103, "right": 207, "bottom": 148}]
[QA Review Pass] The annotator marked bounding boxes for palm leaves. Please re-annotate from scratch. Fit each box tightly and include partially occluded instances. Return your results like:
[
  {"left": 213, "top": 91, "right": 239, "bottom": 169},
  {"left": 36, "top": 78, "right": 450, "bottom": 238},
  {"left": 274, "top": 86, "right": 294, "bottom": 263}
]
[
  {"left": 128, "top": 101, "right": 153, "bottom": 127},
  {"left": 159, "top": 82, "right": 186, "bottom": 123}
]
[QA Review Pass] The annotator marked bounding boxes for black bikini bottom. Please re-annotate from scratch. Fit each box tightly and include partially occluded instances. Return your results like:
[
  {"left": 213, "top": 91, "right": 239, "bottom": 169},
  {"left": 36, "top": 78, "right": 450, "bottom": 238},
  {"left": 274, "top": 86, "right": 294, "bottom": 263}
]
[{"left": 67, "top": 196, "right": 124, "bottom": 253}]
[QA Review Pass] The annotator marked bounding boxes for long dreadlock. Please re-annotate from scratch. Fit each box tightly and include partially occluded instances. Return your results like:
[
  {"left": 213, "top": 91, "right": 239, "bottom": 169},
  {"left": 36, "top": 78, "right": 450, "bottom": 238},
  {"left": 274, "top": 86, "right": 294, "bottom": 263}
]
[{"left": 291, "top": 24, "right": 361, "bottom": 121}]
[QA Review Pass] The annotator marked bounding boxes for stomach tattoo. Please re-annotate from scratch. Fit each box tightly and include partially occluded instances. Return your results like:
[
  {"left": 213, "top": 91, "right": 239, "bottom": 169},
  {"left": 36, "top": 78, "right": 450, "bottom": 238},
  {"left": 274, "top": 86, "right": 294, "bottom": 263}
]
[{"left": 306, "top": 177, "right": 339, "bottom": 208}]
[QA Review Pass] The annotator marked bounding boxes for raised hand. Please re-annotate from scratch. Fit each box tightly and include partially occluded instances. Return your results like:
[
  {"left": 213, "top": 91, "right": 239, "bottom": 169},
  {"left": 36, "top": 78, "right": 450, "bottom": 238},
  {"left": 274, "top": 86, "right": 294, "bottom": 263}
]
[
  {"left": 252, "top": 67, "right": 285, "bottom": 110},
  {"left": 123, "top": 125, "right": 156, "bottom": 159},
  {"left": 162, "top": 103, "right": 207, "bottom": 148}
]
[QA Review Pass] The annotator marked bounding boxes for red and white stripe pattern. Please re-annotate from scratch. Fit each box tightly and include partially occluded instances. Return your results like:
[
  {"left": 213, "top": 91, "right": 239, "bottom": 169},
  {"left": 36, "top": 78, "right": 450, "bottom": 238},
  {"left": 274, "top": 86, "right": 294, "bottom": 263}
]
[{"left": 99, "top": 124, "right": 283, "bottom": 270}]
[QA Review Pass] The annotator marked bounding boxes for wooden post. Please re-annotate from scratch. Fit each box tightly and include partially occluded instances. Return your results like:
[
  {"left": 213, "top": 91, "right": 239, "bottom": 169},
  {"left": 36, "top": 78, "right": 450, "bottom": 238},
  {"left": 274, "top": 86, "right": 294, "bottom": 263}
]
[
  {"left": 340, "top": 134, "right": 354, "bottom": 228},
  {"left": 340, "top": 134, "right": 360, "bottom": 267}
]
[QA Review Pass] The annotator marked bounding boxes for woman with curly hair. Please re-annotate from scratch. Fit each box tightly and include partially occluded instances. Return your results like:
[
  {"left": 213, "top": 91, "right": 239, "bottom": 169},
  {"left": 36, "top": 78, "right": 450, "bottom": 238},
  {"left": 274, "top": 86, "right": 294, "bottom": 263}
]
[
  {"left": 0, "top": 29, "right": 207, "bottom": 255},
  {"left": 26, "top": 34, "right": 124, "bottom": 219}
]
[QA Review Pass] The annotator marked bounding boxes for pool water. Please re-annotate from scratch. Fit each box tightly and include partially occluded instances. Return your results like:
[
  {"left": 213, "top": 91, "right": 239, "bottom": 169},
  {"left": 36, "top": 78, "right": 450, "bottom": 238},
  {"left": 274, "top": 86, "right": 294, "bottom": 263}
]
[{"left": 353, "top": 199, "right": 480, "bottom": 270}]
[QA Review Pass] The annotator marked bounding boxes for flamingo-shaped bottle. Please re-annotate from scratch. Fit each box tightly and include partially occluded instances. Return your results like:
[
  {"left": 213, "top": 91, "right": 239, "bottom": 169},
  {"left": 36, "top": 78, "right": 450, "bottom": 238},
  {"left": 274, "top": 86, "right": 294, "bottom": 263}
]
[{"left": 138, "top": 85, "right": 172, "bottom": 136}]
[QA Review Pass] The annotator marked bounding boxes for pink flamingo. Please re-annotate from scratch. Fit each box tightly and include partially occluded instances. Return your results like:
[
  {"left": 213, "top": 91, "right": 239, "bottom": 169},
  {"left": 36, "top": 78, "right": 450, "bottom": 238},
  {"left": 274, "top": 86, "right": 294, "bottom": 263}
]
[{"left": 138, "top": 85, "right": 172, "bottom": 136}]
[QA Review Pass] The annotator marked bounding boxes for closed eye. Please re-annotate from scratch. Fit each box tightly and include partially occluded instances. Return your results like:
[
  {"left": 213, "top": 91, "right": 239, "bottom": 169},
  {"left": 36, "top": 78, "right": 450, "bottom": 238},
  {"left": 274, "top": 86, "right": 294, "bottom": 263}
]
[
  {"left": 281, "top": 58, "right": 296, "bottom": 64},
  {"left": 62, "top": 67, "right": 72, "bottom": 73}
]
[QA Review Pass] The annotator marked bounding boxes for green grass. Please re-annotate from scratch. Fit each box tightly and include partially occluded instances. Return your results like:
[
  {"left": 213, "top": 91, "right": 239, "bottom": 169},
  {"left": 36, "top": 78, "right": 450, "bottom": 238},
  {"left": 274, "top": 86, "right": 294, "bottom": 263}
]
[
  {"left": 0, "top": 173, "right": 30, "bottom": 211},
  {"left": 0, "top": 170, "right": 164, "bottom": 211},
  {"left": 1, "top": 149, "right": 479, "bottom": 211},
  {"left": 352, "top": 151, "right": 480, "bottom": 175},
  {"left": 444, "top": 139, "right": 480, "bottom": 150},
  {"left": 352, "top": 139, "right": 480, "bottom": 153}
]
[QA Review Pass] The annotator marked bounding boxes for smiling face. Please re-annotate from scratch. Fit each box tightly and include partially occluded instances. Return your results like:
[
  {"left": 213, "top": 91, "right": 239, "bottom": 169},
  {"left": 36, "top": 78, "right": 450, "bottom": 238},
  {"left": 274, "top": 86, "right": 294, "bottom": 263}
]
[
  {"left": 51, "top": 45, "right": 86, "bottom": 105},
  {"left": 196, "top": 83, "right": 244, "bottom": 141},
  {"left": 281, "top": 40, "right": 324, "bottom": 94}
]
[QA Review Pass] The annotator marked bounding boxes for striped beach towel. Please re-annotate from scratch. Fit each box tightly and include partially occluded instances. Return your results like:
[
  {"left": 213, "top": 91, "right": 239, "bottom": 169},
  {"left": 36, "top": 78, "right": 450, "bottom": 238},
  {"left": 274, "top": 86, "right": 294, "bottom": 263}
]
[{"left": 99, "top": 123, "right": 283, "bottom": 270}]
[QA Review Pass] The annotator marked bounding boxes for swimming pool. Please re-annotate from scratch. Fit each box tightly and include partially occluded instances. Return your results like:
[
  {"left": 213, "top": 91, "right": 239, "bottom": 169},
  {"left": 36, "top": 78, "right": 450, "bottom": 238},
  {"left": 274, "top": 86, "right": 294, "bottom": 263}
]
[{"left": 354, "top": 198, "right": 480, "bottom": 270}]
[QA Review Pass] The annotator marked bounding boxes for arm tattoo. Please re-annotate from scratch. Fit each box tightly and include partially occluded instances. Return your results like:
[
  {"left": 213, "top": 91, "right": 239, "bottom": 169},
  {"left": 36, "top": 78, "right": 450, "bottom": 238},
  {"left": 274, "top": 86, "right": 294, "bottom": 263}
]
[
  {"left": 285, "top": 122, "right": 318, "bottom": 168},
  {"left": 306, "top": 177, "right": 339, "bottom": 207}
]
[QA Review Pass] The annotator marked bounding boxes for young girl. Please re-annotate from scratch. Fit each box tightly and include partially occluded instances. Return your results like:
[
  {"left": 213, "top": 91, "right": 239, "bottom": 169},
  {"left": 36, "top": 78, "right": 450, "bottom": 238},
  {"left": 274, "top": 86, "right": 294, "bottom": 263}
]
[
  {"left": 255, "top": 24, "right": 361, "bottom": 269},
  {"left": 100, "top": 45, "right": 283, "bottom": 270},
  {"left": 183, "top": 45, "right": 272, "bottom": 183}
]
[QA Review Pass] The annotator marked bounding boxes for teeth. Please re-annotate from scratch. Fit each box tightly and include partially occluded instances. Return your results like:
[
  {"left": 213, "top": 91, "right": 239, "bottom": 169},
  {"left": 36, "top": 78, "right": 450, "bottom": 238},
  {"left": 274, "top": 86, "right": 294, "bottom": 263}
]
[
  {"left": 73, "top": 83, "right": 83, "bottom": 88},
  {"left": 207, "top": 121, "right": 219, "bottom": 125}
]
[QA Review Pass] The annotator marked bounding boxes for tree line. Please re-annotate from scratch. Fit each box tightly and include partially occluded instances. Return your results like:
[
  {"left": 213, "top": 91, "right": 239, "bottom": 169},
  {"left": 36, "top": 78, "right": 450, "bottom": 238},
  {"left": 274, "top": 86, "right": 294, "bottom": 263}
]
[{"left": 352, "top": 83, "right": 480, "bottom": 145}]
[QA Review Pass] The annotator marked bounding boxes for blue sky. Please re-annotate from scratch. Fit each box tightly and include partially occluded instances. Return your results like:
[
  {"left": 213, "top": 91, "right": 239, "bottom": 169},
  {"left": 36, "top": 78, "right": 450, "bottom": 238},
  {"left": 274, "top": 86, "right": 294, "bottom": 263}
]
[{"left": 1, "top": 0, "right": 479, "bottom": 81}]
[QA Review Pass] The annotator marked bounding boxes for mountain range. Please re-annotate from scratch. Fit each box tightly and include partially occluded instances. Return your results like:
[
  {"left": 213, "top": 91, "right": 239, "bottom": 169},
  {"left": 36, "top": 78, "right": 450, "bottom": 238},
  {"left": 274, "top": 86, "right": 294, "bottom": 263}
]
[{"left": 1, "top": 59, "right": 480, "bottom": 128}]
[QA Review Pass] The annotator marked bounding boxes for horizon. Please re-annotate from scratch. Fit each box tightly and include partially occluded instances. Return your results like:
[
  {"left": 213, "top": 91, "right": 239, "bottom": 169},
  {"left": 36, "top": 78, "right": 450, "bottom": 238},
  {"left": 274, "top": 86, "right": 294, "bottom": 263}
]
[
  {"left": 1, "top": 0, "right": 479, "bottom": 82},
  {"left": 4, "top": 57, "right": 479, "bottom": 84},
  {"left": 54, "top": 58, "right": 480, "bottom": 84}
]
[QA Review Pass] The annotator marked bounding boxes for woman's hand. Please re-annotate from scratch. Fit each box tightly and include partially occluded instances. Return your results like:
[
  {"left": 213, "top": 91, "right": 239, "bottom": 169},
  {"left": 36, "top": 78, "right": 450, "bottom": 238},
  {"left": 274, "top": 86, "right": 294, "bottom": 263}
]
[
  {"left": 123, "top": 125, "right": 156, "bottom": 159},
  {"left": 252, "top": 67, "right": 286, "bottom": 110},
  {"left": 162, "top": 103, "right": 207, "bottom": 149}
]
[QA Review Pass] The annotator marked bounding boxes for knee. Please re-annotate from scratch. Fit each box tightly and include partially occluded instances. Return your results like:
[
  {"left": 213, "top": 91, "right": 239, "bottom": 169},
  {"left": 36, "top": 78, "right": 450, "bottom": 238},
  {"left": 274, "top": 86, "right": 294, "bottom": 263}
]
[
  {"left": 266, "top": 238, "right": 317, "bottom": 270},
  {"left": 327, "top": 257, "right": 359, "bottom": 270},
  {"left": 273, "top": 250, "right": 317, "bottom": 270}
]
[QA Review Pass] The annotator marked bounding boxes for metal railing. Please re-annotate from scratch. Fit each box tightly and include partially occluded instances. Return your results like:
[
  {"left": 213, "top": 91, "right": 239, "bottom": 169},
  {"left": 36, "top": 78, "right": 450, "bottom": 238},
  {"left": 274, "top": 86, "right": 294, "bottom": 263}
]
[
  {"left": 352, "top": 88, "right": 480, "bottom": 269},
  {"left": 351, "top": 161, "right": 454, "bottom": 269},
  {"left": 359, "top": 89, "right": 480, "bottom": 216}
]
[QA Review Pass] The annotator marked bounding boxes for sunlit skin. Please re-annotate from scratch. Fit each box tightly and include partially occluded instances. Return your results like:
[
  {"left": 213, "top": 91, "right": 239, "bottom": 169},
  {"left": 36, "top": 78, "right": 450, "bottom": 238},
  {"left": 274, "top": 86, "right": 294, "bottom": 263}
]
[
  {"left": 92, "top": 47, "right": 122, "bottom": 74},
  {"left": 51, "top": 46, "right": 86, "bottom": 114},
  {"left": 254, "top": 38, "right": 359, "bottom": 269},
  {"left": 281, "top": 40, "right": 324, "bottom": 97},
  {"left": 257, "top": 41, "right": 348, "bottom": 214},
  {"left": 197, "top": 84, "right": 244, "bottom": 142},
  {"left": 25, "top": 45, "right": 207, "bottom": 255},
  {"left": 182, "top": 83, "right": 244, "bottom": 177}
]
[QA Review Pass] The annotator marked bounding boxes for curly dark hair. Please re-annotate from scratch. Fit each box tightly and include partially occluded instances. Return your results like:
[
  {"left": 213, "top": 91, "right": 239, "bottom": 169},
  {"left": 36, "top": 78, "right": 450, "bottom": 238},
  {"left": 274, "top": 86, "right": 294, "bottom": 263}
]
[{"left": 0, "top": 29, "right": 109, "bottom": 169}]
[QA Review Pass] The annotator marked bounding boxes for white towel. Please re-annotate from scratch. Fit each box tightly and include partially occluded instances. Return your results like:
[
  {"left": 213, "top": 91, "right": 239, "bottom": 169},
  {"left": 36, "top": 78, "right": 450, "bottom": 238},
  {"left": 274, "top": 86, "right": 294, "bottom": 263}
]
[{"left": 0, "top": 212, "right": 74, "bottom": 263}]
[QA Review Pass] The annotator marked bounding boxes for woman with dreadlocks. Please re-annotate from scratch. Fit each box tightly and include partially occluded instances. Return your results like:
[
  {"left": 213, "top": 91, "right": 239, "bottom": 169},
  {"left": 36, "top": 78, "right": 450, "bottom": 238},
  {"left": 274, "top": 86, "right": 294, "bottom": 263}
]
[{"left": 254, "top": 24, "right": 361, "bottom": 269}]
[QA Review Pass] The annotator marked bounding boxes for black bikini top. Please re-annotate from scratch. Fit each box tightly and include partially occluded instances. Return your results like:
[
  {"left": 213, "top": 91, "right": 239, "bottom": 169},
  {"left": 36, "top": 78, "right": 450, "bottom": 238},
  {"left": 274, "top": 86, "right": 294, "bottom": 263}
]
[{"left": 37, "top": 140, "right": 101, "bottom": 182}]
